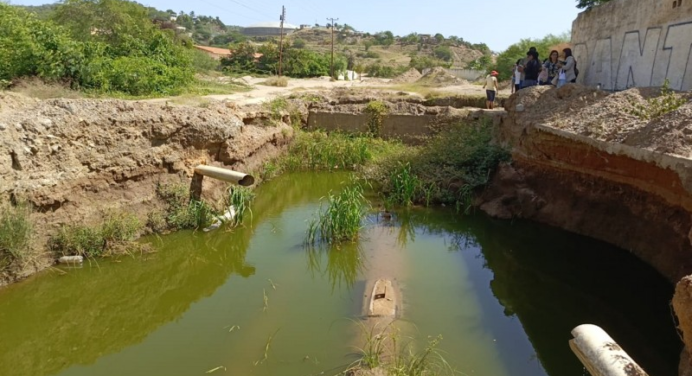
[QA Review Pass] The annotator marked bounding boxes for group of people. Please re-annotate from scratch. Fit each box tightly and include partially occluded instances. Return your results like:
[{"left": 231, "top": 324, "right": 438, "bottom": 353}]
[
  {"left": 482, "top": 46, "right": 578, "bottom": 109},
  {"left": 512, "top": 47, "right": 578, "bottom": 91}
]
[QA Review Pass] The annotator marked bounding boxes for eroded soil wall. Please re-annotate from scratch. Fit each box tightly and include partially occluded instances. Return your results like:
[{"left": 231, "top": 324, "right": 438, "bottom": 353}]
[{"left": 0, "top": 95, "right": 292, "bottom": 286}]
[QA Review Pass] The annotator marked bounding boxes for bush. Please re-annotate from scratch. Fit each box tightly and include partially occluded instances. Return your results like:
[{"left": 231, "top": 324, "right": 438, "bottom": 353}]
[
  {"left": 365, "top": 63, "right": 406, "bottom": 78},
  {"left": 0, "top": 1, "right": 195, "bottom": 96},
  {"left": 262, "top": 76, "right": 288, "bottom": 87},
  {"left": 628, "top": 80, "right": 688, "bottom": 120},
  {"left": 191, "top": 49, "right": 220, "bottom": 72},
  {"left": 154, "top": 183, "right": 216, "bottom": 231},
  {"left": 0, "top": 204, "right": 33, "bottom": 272},
  {"left": 292, "top": 38, "right": 306, "bottom": 49},
  {"left": 364, "top": 100, "right": 388, "bottom": 136}
]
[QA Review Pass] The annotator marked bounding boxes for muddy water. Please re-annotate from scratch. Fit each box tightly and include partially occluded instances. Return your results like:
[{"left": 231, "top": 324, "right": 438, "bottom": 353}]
[{"left": 0, "top": 172, "right": 681, "bottom": 376}]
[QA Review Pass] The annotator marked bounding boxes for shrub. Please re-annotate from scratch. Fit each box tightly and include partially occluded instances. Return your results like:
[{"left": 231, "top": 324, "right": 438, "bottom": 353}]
[
  {"left": 364, "top": 101, "right": 388, "bottom": 136},
  {"left": 292, "top": 38, "right": 306, "bottom": 49},
  {"left": 284, "top": 131, "right": 374, "bottom": 171},
  {"left": 154, "top": 183, "right": 216, "bottom": 231},
  {"left": 225, "top": 186, "right": 254, "bottom": 227},
  {"left": 0, "top": 203, "right": 33, "bottom": 272},
  {"left": 262, "top": 76, "right": 289, "bottom": 87},
  {"left": 628, "top": 79, "right": 688, "bottom": 120}
]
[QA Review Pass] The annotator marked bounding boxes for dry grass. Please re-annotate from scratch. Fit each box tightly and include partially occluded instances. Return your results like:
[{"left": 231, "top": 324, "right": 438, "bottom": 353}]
[
  {"left": 262, "top": 76, "right": 289, "bottom": 87},
  {"left": 10, "top": 78, "right": 82, "bottom": 99}
]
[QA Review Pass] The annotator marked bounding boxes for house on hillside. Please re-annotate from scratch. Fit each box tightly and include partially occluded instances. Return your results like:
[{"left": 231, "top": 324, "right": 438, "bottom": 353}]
[{"left": 194, "top": 45, "right": 232, "bottom": 60}]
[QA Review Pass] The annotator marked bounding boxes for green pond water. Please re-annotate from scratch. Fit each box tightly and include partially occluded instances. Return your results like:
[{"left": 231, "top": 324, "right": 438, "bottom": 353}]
[{"left": 0, "top": 172, "right": 681, "bottom": 376}]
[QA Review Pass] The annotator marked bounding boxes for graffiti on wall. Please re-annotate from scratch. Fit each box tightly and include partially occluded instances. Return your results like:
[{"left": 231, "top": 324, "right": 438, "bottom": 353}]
[{"left": 573, "top": 21, "right": 692, "bottom": 91}]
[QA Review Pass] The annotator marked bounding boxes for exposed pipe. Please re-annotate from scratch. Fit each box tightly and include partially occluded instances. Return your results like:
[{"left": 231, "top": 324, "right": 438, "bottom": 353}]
[
  {"left": 193, "top": 165, "right": 255, "bottom": 186},
  {"left": 569, "top": 324, "right": 648, "bottom": 376}
]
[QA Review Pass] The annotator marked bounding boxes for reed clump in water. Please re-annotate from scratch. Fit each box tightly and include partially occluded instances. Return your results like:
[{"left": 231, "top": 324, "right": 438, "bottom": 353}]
[
  {"left": 348, "top": 324, "right": 455, "bottom": 376},
  {"left": 226, "top": 186, "right": 254, "bottom": 227},
  {"left": 306, "top": 184, "right": 367, "bottom": 244}
]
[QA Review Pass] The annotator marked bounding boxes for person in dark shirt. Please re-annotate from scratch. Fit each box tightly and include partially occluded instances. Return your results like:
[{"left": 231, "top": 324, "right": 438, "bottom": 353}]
[{"left": 521, "top": 50, "right": 540, "bottom": 88}]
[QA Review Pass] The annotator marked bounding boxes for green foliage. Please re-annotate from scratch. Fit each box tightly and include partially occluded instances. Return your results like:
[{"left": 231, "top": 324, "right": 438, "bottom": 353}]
[
  {"left": 49, "top": 212, "right": 141, "bottom": 257},
  {"left": 306, "top": 184, "right": 366, "bottom": 244},
  {"left": 374, "top": 31, "right": 395, "bottom": 46},
  {"left": 153, "top": 183, "right": 216, "bottom": 231},
  {"left": 370, "top": 120, "right": 510, "bottom": 212},
  {"left": 628, "top": 80, "right": 688, "bottom": 120},
  {"left": 0, "top": 1, "right": 195, "bottom": 96},
  {"left": 365, "top": 63, "right": 407, "bottom": 78},
  {"left": 292, "top": 38, "right": 306, "bottom": 49},
  {"left": 365, "top": 100, "right": 388, "bottom": 136},
  {"left": 222, "top": 41, "right": 340, "bottom": 78},
  {"left": 433, "top": 46, "right": 453, "bottom": 62},
  {"left": 0, "top": 203, "right": 33, "bottom": 272},
  {"left": 465, "top": 55, "right": 492, "bottom": 71},
  {"left": 576, "top": 0, "right": 611, "bottom": 9},
  {"left": 388, "top": 162, "right": 421, "bottom": 207},
  {"left": 191, "top": 49, "right": 220, "bottom": 72},
  {"left": 283, "top": 130, "right": 374, "bottom": 171},
  {"left": 225, "top": 186, "right": 254, "bottom": 227},
  {"left": 409, "top": 54, "right": 451, "bottom": 71},
  {"left": 494, "top": 32, "right": 570, "bottom": 81}
]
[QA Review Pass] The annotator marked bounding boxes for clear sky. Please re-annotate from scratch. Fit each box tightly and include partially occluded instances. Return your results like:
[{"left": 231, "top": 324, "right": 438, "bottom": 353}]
[{"left": 11, "top": 0, "right": 583, "bottom": 51}]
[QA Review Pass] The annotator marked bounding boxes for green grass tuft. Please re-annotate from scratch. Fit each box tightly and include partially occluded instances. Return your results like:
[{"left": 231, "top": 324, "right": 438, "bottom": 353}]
[
  {"left": 151, "top": 183, "right": 217, "bottom": 232},
  {"left": 0, "top": 203, "right": 33, "bottom": 272},
  {"left": 225, "top": 186, "right": 255, "bottom": 227},
  {"left": 50, "top": 212, "right": 141, "bottom": 258},
  {"left": 306, "top": 184, "right": 367, "bottom": 244}
]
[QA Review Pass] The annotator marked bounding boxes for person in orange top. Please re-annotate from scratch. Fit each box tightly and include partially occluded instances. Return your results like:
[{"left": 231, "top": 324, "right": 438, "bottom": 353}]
[{"left": 483, "top": 71, "right": 499, "bottom": 109}]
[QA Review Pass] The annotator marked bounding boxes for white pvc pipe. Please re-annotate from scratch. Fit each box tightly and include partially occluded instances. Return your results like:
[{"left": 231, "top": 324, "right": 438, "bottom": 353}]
[
  {"left": 194, "top": 165, "right": 255, "bottom": 186},
  {"left": 569, "top": 324, "right": 648, "bottom": 376}
]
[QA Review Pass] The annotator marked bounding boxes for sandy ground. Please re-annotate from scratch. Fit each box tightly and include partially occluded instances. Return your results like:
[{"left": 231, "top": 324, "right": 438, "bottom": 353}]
[{"left": 149, "top": 76, "right": 512, "bottom": 107}]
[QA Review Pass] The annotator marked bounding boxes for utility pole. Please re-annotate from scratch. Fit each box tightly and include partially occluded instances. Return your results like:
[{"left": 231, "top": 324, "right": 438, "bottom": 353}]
[
  {"left": 278, "top": 6, "right": 286, "bottom": 77},
  {"left": 327, "top": 17, "right": 339, "bottom": 79}
]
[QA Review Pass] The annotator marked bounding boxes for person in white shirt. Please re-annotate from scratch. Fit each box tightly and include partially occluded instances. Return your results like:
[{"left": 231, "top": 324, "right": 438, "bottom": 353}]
[
  {"left": 482, "top": 71, "right": 499, "bottom": 109},
  {"left": 512, "top": 59, "right": 522, "bottom": 93}
]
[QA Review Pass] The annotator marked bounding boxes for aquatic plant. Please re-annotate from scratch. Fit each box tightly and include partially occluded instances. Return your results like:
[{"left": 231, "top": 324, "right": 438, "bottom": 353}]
[
  {"left": 0, "top": 203, "right": 33, "bottom": 272},
  {"left": 254, "top": 329, "right": 280, "bottom": 365},
  {"left": 306, "top": 184, "right": 366, "bottom": 244},
  {"left": 50, "top": 212, "right": 142, "bottom": 258},
  {"left": 349, "top": 324, "right": 455, "bottom": 376},
  {"left": 388, "top": 162, "right": 420, "bottom": 207},
  {"left": 226, "top": 186, "right": 254, "bottom": 227}
]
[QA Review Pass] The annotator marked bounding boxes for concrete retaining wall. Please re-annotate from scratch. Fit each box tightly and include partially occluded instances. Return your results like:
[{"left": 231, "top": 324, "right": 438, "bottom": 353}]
[
  {"left": 307, "top": 112, "right": 441, "bottom": 144},
  {"left": 571, "top": 0, "right": 692, "bottom": 90}
]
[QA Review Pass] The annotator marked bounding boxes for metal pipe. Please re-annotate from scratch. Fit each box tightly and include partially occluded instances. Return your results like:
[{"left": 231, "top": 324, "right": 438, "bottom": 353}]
[
  {"left": 193, "top": 165, "right": 255, "bottom": 186},
  {"left": 569, "top": 324, "right": 648, "bottom": 376}
]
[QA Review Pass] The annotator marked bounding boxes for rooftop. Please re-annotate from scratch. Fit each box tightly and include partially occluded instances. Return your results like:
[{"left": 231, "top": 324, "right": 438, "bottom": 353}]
[{"left": 245, "top": 21, "right": 298, "bottom": 29}]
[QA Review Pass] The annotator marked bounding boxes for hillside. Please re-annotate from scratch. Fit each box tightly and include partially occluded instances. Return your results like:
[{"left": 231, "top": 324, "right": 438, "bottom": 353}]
[{"left": 286, "top": 28, "right": 486, "bottom": 71}]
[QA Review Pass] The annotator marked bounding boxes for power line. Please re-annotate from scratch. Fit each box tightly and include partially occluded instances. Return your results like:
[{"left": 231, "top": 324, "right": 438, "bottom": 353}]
[{"left": 224, "top": 0, "right": 276, "bottom": 20}]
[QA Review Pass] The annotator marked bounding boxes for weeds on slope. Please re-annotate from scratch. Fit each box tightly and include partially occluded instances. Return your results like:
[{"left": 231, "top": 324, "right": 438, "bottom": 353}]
[
  {"left": 49, "top": 212, "right": 142, "bottom": 258},
  {"left": 149, "top": 183, "right": 216, "bottom": 232}
]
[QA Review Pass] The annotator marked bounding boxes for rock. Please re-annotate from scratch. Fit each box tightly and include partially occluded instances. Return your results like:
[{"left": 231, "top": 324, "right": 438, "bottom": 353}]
[
  {"left": 0, "top": 123, "right": 6, "bottom": 131},
  {"left": 39, "top": 118, "right": 53, "bottom": 128}
]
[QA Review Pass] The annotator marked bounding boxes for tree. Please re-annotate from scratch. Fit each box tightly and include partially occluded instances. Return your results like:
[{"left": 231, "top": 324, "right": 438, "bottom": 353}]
[
  {"left": 433, "top": 46, "right": 453, "bottom": 62},
  {"left": 576, "top": 0, "right": 611, "bottom": 9},
  {"left": 465, "top": 55, "right": 492, "bottom": 71},
  {"left": 434, "top": 33, "right": 444, "bottom": 43},
  {"left": 402, "top": 33, "right": 419, "bottom": 45}
]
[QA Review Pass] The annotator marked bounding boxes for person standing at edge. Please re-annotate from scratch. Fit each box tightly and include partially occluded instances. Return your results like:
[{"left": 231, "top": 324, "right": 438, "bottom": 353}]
[
  {"left": 558, "top": 48, "right": 577, "bottom": 84},
  {"left": 483, "top": 70, "right": 499, "bottom": 109},
  {"left": 521, "top": 50, "right": 540, "bottom": 88}
]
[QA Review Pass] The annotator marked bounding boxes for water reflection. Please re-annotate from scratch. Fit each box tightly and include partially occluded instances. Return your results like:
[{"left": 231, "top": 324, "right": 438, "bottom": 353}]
[
  {"left": 390, "top": 209, "right": 681, "bottom": 376},
  {"left": 305, "top": 242, "right": 365, "bottom": 292},
  {"left": 0, "top": 172, "right": 353, "bottom": 376}
]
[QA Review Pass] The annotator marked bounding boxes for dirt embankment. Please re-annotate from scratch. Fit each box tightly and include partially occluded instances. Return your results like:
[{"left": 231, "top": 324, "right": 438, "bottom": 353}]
[
  {"left": 476, "top": 84, "right": 692, "bottom": 375},
  {"left": 0, "top": 94, "right": 293, "bottom": 286}
]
